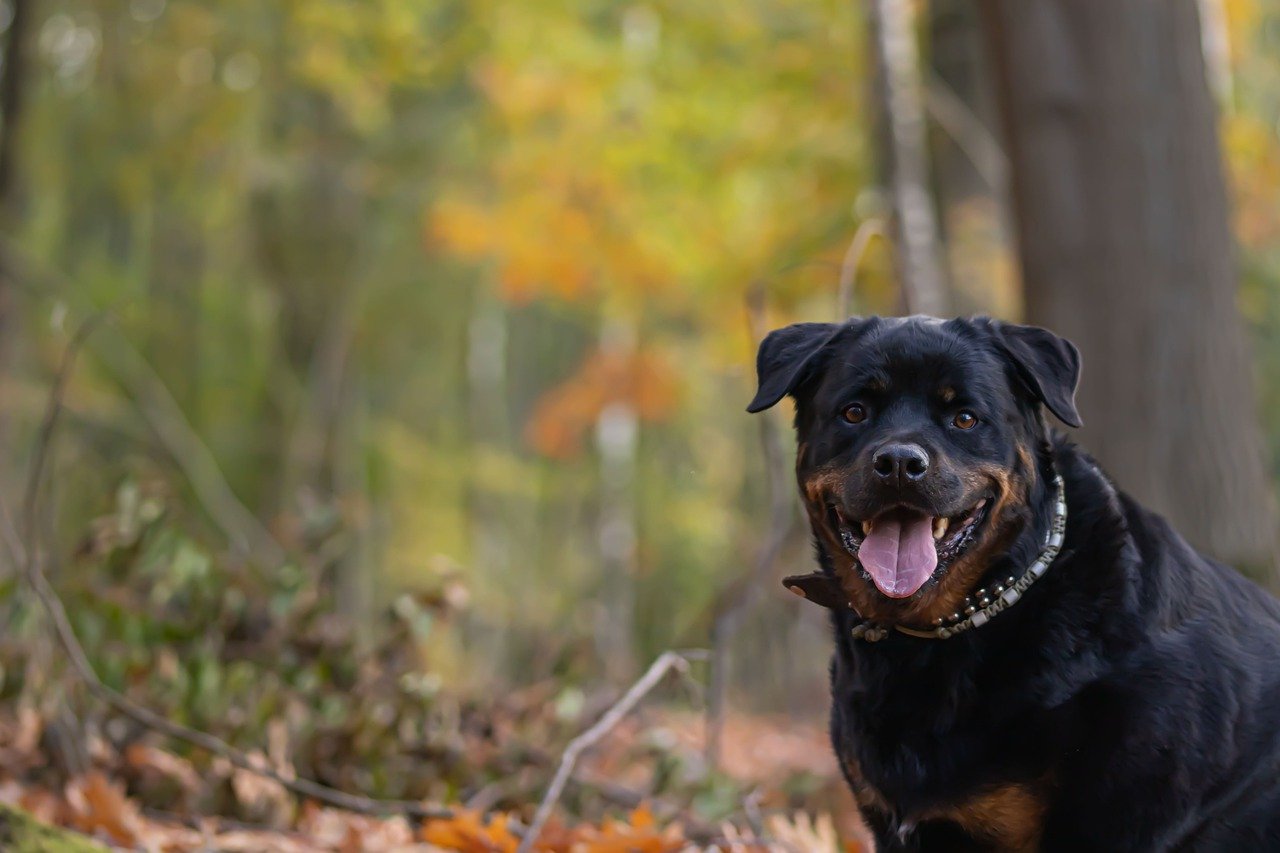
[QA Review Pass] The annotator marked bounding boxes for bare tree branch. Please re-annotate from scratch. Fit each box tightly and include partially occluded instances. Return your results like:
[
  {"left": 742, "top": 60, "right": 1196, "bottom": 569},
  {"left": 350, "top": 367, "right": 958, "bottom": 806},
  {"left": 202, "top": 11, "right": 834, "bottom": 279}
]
[
  {"left": 0, "top": 240, "right": 287, "bottom": 567},
  {"left": 836, "top": 218, "right": 887, "bottom": 320},
  {"left": 518, "top": 650, "right": 708, "bottom": 853},
  {"left": 924, "top": 74, "right": 1009, "bottom": 195},
  {"left": 21, "top": 316, "right": 108, "bottom": 559},
  {"left": 100, "top": 335, "right": 289, "bottom": 567}
]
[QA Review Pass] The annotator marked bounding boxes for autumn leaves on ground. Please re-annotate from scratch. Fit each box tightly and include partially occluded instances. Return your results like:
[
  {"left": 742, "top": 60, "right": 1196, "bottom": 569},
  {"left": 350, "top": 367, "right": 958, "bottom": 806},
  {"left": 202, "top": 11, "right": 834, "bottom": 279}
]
[
  {"left": 0, "top": 654, "right": 866, "bottom": 852},
  {"left": 0, "top": 481, "right": 872, "bottom": 851}
]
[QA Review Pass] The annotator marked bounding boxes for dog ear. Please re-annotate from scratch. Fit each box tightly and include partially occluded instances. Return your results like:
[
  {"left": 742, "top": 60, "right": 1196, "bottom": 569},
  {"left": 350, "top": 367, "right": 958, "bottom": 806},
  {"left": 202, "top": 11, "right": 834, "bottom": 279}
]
[
  {"left": 991, "top": 322, "right": 1083, "bottom": 428},
  {"left": 746, "top": 322, "right": 840, "bottom": 413},
  {"left": 782, "top": 573, "right": 849, "bottom": 610}
]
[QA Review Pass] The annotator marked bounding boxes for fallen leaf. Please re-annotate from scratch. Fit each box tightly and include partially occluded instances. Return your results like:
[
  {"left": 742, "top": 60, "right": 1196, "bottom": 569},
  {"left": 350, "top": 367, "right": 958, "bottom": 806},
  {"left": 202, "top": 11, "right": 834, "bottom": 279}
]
[
  {"left": 765, "top": 812, "right": 839, "bottom": 853},
  {"left": 65, "top": 772, "right": 143, "bottom": 847}
]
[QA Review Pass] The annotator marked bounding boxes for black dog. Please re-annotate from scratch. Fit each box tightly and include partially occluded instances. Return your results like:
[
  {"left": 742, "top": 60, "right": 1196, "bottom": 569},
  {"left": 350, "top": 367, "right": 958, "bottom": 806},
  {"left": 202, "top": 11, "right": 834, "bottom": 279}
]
[{"left": 748, "top": 316, "right": 1280, "bottom": 852}]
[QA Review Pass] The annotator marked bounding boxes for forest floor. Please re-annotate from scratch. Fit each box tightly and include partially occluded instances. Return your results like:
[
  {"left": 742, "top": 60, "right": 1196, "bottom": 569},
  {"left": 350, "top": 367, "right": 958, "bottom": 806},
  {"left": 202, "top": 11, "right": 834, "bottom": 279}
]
[
  {"left": 0, "top": 335, "right": 873, "bottom": 851},
  {"left": 0, "top": 703, "right": 872, "bottom": 851}
]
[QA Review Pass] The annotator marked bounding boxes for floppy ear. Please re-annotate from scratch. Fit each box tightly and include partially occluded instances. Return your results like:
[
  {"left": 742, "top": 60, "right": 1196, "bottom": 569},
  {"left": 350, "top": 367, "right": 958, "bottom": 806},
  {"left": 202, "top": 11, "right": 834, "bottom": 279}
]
[
  {"left": 782, "top": 572, "right": 849, "bottom": 610},
  {"left": 991, "top": 322, "right": 1083, "bottom": 428},
  {"left": 746, "top": 322, "right": 839, "bottom": 413}
]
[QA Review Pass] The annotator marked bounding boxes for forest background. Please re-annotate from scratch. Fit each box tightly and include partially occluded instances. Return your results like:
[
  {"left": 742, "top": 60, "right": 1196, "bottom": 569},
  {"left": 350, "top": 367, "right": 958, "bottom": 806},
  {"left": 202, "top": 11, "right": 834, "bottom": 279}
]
[{"left": 1, "top": 0, "right": 1279, "bottom": 849}]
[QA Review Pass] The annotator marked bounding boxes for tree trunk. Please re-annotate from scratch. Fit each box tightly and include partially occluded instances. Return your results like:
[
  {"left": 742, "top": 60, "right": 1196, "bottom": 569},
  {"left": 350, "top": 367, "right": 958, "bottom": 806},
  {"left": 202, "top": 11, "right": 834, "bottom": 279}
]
[
  {"left": 866, "top": 0, "right": 949, "bottom": 315},
  {"left": 592, "top": 317, "right": 639, "bottom": 680},
  {"left": 0, "top": 0, "right": 31, "bottom": 215},
  {"left": 980, "top": 0, "right": 1279, "bottom": 579},
  {"left": 466, "top": 297, "right": 513, "bottom": 673},
  {"left": 0, "top": 0, "right": 31, "bottom": 497}
]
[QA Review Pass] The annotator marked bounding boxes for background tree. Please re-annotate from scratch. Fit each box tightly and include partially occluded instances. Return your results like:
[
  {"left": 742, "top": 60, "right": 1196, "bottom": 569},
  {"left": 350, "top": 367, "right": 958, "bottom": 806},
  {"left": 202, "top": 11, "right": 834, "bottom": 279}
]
[
  {"left": 980, "top": 0, "right": 1279, "bottom": 579},
  {"left": 2, "top": 0, "right": 1280, "bottom": 737}
]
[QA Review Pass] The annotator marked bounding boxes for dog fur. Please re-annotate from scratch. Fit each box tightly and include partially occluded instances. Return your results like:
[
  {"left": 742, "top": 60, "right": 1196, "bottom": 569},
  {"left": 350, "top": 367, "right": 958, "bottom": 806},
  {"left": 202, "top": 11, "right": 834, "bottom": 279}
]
[{"left": 749, "top": 316, "right": 1280, "bottom": 852}]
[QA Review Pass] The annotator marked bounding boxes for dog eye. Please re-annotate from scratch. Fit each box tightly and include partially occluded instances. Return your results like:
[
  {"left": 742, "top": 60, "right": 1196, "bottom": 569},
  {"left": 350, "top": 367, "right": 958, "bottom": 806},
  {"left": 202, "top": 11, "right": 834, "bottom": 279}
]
[
  {"left": 842, "top": 404, "right": 867, "bottom": 425},
  {"left": 953, "top": 410, "right": 978, "bottom": 430}
]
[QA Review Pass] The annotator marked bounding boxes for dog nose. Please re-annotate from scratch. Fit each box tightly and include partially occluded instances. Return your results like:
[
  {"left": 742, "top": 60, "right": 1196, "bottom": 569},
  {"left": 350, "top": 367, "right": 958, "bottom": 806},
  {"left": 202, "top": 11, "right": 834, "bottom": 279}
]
[{"left": 873, "top": 443, "right": 930, "bottom": 483}]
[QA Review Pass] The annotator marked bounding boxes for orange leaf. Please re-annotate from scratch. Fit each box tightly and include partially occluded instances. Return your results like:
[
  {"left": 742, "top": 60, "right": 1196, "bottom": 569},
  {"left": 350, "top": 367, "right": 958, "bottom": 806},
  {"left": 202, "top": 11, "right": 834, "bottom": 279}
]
[
  {"left": 524, "top": 346, "right": 680, "bottom": 459},
  {"left": 420, "top": 809, "right": 518, "bottom": 852},
  {"left": 64, "top": 772, "right": 143, "bottom": 847}
]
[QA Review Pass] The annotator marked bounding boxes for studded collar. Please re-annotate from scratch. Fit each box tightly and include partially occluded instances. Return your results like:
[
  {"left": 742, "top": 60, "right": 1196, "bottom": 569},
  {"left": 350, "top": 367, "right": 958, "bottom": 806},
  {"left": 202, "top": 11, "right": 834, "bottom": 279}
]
[{"left": 784, "top": 475, "right": 1067, "bottom": 642}]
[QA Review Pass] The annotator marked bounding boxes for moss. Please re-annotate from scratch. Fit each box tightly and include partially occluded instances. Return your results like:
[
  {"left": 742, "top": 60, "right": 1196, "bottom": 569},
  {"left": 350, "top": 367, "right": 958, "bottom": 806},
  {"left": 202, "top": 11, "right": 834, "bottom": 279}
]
[{"left": 0, "top": 804, "right": 106, "bottom": 852}]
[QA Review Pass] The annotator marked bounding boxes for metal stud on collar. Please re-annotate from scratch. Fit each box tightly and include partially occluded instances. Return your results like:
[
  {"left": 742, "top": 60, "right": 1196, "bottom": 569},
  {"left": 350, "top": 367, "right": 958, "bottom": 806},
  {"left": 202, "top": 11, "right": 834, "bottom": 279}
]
[{"left": 854, "top": 475, "right": 1067, "bottom": 643}]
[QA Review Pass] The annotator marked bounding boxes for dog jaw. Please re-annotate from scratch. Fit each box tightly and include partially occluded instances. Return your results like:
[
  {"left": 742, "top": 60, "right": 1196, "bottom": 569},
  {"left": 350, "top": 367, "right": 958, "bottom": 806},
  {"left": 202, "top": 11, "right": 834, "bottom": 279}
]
[{"left": 801, "top": 463, "right": 1027, "bottom": 627}]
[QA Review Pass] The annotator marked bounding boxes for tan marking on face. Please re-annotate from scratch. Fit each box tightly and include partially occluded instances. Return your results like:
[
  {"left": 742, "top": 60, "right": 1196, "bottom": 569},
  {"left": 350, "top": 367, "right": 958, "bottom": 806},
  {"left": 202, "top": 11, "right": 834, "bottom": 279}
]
[
  {"left": 939, "top": 386, "right": 956, "bottom": 403},
  {"left": 801, "top": 468, "right": 844, "bottom": 505},
  {"left": 914, "top": 461, "right": 1026, "bottom": 624},
  {"left": 797, "top": 447, "right": 1033, "bottom": 626},
  {"left": 919, "top": 783, "right": 1047, "bottom": 853},
  {"left": 1016, "top": 441, "right": 1037, "bottom": 487},
  {"left": 799, "top": 467, "right": 877, "bottom": 608}
]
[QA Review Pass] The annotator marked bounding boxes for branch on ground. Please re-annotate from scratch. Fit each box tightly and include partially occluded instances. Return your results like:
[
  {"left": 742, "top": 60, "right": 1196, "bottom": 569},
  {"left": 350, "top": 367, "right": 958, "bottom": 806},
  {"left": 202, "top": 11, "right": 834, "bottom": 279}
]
[{"left": 517, "top": 649, "right": 709, "bottom": 853}]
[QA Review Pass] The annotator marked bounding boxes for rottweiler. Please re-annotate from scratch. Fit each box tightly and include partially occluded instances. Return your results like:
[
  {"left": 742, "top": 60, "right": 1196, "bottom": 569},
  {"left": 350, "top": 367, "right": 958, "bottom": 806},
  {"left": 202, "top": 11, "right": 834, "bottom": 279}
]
[{"left": 747, "top": 316, "right": 1280, "bottom": 852}]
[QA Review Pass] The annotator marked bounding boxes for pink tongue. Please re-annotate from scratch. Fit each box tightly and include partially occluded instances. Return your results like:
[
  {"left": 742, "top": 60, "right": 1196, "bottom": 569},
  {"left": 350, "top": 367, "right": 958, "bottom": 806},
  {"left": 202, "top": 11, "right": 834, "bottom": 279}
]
[{"left": 859, "top": 512, "right": 939, "bottom": 598}]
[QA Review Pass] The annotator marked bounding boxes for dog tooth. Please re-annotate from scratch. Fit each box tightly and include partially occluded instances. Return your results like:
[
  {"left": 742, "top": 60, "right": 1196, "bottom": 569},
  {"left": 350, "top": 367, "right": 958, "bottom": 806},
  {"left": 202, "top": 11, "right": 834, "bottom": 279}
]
[
  {"left": 932, "top": 517, "right": 949, "bottom": 540},
  {"left": 862, "top": 520, "right": 874, "bottom": 536}
]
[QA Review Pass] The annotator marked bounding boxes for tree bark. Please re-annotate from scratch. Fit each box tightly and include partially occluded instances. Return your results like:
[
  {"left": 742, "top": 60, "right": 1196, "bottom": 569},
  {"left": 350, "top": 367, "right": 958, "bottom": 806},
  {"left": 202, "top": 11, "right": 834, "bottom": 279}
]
[
  {"left": 0, "top": 0, "right": 30, "bottom": 214},
  {"left": 866, "top": 0, "right": 949, "bottom": 315},
  {"left": 592, "top": 317, "right": 639, "bottom": 680},
  {"left": 0, "top": 0, "right": 31, "bottom": 498},
  {"left": 980, "top": 0, "right": 1278, "bottom": 579}
]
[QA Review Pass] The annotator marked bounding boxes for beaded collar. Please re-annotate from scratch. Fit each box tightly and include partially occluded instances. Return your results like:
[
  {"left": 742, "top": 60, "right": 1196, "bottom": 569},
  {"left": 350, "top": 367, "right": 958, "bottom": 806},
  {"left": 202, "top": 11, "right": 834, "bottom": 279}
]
[{"left": 784, "top": 475, "right": 1067, "bottom": 642}]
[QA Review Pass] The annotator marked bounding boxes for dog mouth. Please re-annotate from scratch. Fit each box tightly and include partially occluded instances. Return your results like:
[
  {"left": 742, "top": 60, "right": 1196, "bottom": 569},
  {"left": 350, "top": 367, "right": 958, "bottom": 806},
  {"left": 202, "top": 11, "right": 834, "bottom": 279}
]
[{"left": 827, "top": 499, "right": 990, "bottom": 599}]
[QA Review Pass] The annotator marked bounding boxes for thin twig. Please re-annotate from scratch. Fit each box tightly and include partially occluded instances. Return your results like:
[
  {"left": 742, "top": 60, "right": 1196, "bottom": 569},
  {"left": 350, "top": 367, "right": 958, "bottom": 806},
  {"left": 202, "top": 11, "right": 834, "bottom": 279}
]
[
  {"left": 505, "top": 743, "right": 692, "bottom": 817},
  {"left": 102, "top": 338, "right": 288, "bottom": 566},
  {"left": 0, "top": 240, "right": 286, "bottom": 566},
  {"left": 924, "top": 74, "right": 1009, "bottom": 195},
  {"left": 836, "top": 218, "right": 886, "bottom": 320},
  {"left": 21, "top": 315, "right": 107, "bottom": 555},
  {"left": 517, "top": 650, "right": 708, "bottom": 853},
  {"left": 0, "top": 319, "right": 451, "bottom": 821}
]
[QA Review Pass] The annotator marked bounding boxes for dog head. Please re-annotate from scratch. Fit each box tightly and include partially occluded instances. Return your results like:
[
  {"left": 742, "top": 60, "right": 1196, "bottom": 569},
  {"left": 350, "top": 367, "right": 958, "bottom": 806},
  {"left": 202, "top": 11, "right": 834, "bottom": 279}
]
[{"left": 748, "top": 316, "right": 1081, "bottom": 625}]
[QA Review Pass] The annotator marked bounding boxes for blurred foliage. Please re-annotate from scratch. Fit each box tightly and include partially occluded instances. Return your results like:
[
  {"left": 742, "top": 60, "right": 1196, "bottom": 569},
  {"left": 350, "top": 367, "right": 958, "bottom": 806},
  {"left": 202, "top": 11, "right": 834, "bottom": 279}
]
[
  {"left": 0, "top": 802, "right": 104, "bottom": 852},
  {"left": 1, "top": 0, "right": 891, "bottom": 709},
  {"left": 0, "top": 487, "right": 846, "bottom": 835},
  {"left": 1227, "top": 0, "right": 1280, "bottom": 480},
  {"left": 3, "top": 0, "right": 1280, "bottom": 742},
  {"left": 4, "top": 480, "right": 475, "bottom": 806},
  {"left": 0, "top": 0, "right": 1277, "bottom": 845}
]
